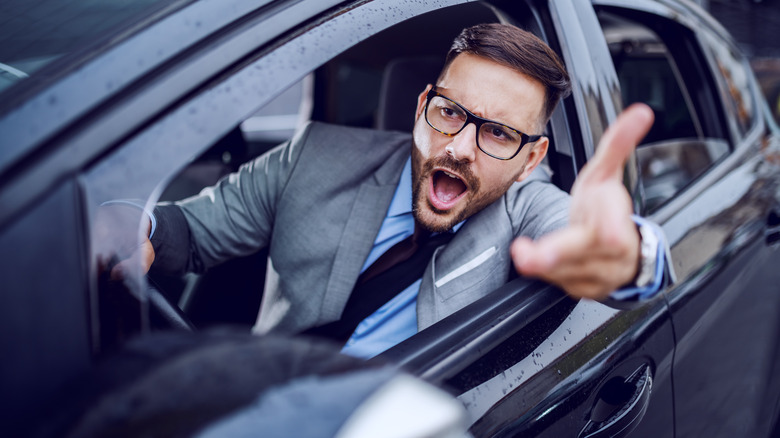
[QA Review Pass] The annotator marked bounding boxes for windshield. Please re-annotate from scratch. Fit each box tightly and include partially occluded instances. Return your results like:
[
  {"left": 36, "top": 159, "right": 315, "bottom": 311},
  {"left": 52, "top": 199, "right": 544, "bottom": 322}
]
[{"left": 0, "top": 0, "right": 176, "bottom": 94}]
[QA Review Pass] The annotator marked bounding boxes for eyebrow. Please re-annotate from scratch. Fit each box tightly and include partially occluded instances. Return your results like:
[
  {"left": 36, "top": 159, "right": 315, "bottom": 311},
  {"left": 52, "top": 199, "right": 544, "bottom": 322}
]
[{"left": 434, "top": 86, "right": 530, "bottom": 134}]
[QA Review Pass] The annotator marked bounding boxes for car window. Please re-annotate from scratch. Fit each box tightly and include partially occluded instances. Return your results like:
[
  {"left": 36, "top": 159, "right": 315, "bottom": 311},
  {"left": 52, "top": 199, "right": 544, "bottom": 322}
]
[
  {"left": 161, "top": 2, "right": 508, "bottom": 329},
  {"left": 598, "top": 10, "right": 731, "bottom": 214},
  {"left": 81, "top": 0, "right": 514, "bottom": 344},
  {"left": 241, "top": 76, "right": 313, "bottom": 147},
  {"left": 0, "top": 0, "right": 176, "bottom": 94},
  {"left": 157, "top": 78, "right": 313, "bottom": 204}
]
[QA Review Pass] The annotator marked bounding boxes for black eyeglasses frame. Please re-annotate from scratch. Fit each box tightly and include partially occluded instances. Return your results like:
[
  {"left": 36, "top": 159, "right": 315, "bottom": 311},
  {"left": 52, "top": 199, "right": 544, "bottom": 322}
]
[{"left": 423, "top": 88, "right": 542, "bottom": 161}]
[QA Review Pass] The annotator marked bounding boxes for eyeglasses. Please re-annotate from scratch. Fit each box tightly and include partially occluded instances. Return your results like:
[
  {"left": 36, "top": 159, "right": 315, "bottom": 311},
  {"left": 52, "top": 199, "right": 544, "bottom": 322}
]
[{"left": 424, "top": 88, "right": 542, "bottom": 160}]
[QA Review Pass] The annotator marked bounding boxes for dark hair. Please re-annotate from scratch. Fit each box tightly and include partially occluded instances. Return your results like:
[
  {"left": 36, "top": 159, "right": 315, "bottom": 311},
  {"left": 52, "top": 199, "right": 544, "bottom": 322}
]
[{"left": 442, "top": 23, "right": 571, "bottom": 129}]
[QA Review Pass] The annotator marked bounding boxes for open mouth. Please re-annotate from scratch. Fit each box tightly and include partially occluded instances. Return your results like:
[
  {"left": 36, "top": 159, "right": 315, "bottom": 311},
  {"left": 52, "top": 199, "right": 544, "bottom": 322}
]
[{"left": 429, "top": 169, "right": 468, "bottom": 211}]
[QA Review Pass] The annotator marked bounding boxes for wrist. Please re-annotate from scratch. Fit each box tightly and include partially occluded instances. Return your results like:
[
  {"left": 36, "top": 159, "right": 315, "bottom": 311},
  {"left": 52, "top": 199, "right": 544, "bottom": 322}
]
[{"left": 632, "top": 221, "right": 659, "bottom": 289}]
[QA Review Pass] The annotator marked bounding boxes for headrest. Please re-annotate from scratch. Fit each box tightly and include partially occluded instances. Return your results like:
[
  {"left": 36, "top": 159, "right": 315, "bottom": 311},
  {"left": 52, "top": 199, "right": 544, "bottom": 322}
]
[{"left": 376, "top": 56, "right": 444, "bottom": 133}]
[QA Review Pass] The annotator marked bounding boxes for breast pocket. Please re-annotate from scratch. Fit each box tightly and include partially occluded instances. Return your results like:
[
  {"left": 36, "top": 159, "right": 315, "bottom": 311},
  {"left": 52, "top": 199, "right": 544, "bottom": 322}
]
[{"left": 433, "top": 245, "right": 509, "bottom": 304}]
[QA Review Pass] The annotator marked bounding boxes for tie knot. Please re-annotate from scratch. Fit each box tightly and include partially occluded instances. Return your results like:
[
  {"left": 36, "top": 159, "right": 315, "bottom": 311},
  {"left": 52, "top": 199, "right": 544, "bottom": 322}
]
[{"left": 412, "top": 223, "right": 432, "bottom": 244}]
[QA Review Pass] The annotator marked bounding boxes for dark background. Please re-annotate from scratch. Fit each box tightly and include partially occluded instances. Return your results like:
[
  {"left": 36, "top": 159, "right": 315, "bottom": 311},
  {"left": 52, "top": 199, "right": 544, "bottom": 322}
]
[
  {"left": 707, "top": 0, "right": 780, "bottom": 58},
  {"left": 706, "top": 0, "right": 780, "bottom": 122}
]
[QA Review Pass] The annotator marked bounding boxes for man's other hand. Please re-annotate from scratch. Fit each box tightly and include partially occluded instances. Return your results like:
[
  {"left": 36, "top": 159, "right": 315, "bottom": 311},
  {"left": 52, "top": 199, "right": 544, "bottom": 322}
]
[
  {"left": 110, "top": 229, "right": 155, "bottom": 281},
  {"left": 511, "top": 103, "right": 655, "bottom": 300},
  {"left": 93, "top": 204, "right": 155, "bottom": 281}
]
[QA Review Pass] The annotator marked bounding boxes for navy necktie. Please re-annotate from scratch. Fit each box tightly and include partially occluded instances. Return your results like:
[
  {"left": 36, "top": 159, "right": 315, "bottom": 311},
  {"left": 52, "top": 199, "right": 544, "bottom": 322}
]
[{"left": 304, "top": 223, "right": 453, "bottom": 343}]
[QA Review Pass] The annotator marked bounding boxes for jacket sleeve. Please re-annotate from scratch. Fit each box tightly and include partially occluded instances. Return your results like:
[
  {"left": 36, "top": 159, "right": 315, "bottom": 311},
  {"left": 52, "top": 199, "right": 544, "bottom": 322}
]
[
  {"left": 506, "top": 165, "right": 571, "bottom": 240},
  {"left": 150, "top": 123, "right": 313, "bottom": 274}
]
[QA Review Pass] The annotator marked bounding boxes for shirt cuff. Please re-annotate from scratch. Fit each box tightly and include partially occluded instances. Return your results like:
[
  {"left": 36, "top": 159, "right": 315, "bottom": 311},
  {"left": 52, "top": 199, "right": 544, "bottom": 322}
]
[
  {"left": 100, "top": 199, "right": 157, "bottom": 238},
  {"left": 609, "top": 215, "right": 667, "bottom": 301}
]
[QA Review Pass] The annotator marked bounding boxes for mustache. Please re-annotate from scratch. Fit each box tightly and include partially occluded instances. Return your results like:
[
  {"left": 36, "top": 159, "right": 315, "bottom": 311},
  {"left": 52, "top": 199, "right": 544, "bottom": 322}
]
[{"left": 424, "top": 155, "right": 479, "bottom": 191}]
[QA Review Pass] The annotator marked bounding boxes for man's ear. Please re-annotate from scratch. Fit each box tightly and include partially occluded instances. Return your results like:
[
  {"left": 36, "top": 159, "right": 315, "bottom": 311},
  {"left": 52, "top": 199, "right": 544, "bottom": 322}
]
[
  {"left": 415, "top": 84, "right": 433, "bottom": 121},
  {"left": 516, "top": 137, "right": 549, "bottom": 182}
]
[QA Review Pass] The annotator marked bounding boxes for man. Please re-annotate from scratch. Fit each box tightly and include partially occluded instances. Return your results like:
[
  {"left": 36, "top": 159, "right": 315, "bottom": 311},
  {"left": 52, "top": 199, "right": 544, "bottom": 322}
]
[{"left": 114, "top": 23, "right": 664, "bottom": 358}]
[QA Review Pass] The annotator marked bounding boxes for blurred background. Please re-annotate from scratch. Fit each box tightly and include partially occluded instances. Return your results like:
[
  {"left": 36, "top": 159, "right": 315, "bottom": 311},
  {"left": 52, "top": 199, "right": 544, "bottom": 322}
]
[{"left": 702, "top": 0, "right": 780, "bottom": 123}]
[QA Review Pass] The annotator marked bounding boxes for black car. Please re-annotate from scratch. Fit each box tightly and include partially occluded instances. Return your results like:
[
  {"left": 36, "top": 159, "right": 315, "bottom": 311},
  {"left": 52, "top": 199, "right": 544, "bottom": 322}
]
[{"left": 2, "top": 0, "right": 780, "bottom": 437}]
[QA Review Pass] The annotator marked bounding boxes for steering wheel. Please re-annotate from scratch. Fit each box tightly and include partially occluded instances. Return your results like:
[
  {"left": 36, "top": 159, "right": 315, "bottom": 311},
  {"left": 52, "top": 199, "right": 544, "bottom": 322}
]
[{"left": 146, "top": 279, "right": 196, "bottom": 331}]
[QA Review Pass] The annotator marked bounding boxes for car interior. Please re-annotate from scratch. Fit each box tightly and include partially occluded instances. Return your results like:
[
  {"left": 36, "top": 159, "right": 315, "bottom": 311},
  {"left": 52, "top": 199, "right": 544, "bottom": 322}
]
[{"left": 145, "top": 2, "right": 543, "bottom": 331}]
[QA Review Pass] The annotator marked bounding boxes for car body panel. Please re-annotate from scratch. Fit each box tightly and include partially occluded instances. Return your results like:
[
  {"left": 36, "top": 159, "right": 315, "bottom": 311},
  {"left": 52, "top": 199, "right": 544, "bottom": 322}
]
[
  {"left": 600, "top": 1, "right": 780, "bottom": 435},
  {"left": 663, "top": 123, "right": 780, "bottom": 436}
]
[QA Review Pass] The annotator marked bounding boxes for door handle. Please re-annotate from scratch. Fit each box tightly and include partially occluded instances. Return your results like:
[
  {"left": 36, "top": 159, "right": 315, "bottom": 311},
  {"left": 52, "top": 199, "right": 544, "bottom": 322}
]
[{"left": 578, "top": 364, "right": 653, "bottom": 438}]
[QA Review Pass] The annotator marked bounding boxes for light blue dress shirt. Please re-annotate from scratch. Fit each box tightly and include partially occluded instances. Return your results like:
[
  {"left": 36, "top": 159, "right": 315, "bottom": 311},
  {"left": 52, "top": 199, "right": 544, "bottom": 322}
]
[
  {"left": 340, "top": 158, "right": 421, "bottom": 358},
  {"left": 340, "top": 158, "right": 464, "bottom": 358}
]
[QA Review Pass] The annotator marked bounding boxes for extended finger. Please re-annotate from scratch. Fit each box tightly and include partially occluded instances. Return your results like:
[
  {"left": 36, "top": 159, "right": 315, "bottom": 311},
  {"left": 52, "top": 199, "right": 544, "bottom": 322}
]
[{"left": 585, "top": 103, "right": 654, "bottom": 183}]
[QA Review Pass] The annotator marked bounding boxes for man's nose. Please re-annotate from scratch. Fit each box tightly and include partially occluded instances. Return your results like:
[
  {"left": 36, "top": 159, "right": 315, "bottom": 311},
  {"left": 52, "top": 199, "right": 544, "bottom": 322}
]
[{"left": 447, "top": 123, "right": 478, "bottom": 162}]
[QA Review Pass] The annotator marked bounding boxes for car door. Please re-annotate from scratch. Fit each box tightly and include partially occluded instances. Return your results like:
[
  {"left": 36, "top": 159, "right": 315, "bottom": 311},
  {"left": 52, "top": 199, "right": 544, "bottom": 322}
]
[
  {"left": 592, "top": 1, "right": 780, "bottom": 436},
  {"left": 379, "top": 1, "right": 678, "bottom": 437}
]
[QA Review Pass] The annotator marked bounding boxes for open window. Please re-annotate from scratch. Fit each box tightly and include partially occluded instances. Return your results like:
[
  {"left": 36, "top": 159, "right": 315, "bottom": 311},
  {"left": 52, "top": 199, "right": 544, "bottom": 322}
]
[
  {"left": 597, "top": 9, "right": 735, "bottom": 214},
  {"left": 84, "top": 1, "right": 566, "bottom": 345},
  {"left": 154, "top": 3, "right": 511, "bottom": 331}
]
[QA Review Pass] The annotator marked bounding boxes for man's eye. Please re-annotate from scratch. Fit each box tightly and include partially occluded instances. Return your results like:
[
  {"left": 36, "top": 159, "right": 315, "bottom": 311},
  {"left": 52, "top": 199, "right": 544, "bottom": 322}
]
[
  {"left": 440, "top": 106, "right": 462, "bottom": 119},
  {"left": 489, "top": 126, "right": 512, "bottom": 141}
]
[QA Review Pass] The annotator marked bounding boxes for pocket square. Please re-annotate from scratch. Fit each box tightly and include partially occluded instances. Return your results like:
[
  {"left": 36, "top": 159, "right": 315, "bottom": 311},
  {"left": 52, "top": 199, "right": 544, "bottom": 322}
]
[{"left": 435, "top": 246, "right": 497, "bottom": 288}]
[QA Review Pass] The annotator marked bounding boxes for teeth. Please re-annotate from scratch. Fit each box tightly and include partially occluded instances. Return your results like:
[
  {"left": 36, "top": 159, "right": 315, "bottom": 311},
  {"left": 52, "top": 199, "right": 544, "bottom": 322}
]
[{"left": 443, "top": 171, "right": 458, "bottom": 179}]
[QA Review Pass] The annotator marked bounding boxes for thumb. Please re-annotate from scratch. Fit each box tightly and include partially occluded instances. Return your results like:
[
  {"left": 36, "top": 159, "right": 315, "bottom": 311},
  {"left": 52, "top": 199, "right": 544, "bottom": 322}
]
[{"left": 585, "top": 103, "right": 654, "bottom": 183}]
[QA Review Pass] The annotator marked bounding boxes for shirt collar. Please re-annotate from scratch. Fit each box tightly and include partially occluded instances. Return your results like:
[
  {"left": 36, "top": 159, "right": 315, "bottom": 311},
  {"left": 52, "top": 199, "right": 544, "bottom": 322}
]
[{"left": 388, "top": 157, "right": 464, "bottom": 232}]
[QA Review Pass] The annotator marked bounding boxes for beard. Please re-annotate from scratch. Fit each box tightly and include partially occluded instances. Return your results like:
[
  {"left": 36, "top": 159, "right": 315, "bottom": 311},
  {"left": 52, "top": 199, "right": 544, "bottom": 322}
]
[{"left": 410, "top": 143, "right": 524, "bottom": 233}]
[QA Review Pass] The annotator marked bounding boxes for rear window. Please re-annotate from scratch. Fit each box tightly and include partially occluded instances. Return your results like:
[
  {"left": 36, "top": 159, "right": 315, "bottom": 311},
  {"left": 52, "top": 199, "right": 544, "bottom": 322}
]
[{"left": 599, "top": 9, "right": 731, "bottom": 214}]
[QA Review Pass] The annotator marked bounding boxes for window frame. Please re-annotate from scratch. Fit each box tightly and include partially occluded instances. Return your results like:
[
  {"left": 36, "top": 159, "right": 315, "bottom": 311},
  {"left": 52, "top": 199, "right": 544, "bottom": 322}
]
[
  {"left": 80, "top": 1, "right": 607, "bottom": 423},
  {"left": 596, "top": 7, "right": 732, "bottom": 215},
  {"left": 81, "top": 0, "right": 515, "bottom": 351}
]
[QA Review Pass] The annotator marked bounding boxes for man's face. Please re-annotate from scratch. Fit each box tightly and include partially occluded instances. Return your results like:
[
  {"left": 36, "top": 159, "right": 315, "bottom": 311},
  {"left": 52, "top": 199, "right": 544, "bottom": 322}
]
[{"left": 411, "top": 53, "right": 550, "bottom": 232}]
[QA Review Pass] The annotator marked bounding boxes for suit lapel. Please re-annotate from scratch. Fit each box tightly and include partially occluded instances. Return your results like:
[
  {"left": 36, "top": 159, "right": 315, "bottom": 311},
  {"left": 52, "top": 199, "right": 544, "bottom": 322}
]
[{"left": 321, "top": 146, "right": 409, "bottom": 321}]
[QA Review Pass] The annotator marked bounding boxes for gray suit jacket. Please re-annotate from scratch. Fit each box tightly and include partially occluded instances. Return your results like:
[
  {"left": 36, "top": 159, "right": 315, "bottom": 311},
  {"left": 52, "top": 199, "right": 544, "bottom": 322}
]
[{"left": 170, "top": 122, "right": 569, "bottom": 335}]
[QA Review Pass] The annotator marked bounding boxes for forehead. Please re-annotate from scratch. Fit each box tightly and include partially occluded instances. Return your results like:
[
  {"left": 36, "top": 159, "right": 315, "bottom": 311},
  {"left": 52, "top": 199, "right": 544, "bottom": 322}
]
[{"left": 436, "top": 53, "right": 546, "bottom": 133}]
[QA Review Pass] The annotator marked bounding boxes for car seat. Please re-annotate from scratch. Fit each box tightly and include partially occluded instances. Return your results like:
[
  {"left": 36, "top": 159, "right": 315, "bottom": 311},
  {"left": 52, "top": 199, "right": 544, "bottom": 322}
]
[{"left": 375, "top": 56, "right": 444, "bottom": 133}]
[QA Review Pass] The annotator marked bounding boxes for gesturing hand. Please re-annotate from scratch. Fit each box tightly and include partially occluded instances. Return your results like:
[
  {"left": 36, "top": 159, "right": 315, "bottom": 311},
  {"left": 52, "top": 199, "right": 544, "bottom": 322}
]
[{"left": 511, "top": 103, "right": 655, "bottom": 300}]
